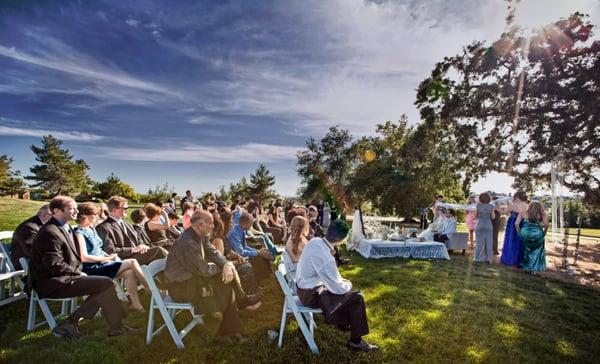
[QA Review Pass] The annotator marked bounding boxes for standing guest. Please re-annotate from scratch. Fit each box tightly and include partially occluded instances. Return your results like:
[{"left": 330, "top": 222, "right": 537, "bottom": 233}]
[
  {"left": 474, "top": 193, "right": 495, "bottom": 264},
  {"left": 465, "top": 196, "right": 477, "bottom": 249},
  {"left": 30, "top": 196, "right": 140, "bottom": 339},
  {"left": 285, "top": 215, "right": 310, "bottom": 274},
  {"left": 180, "top": 190, "right": 195, "bottom": 214},
  {"left": 433, "top": 209, "right": 457, "bottom": 243},
  {"left": 10, "top": 204, "right": 52, "bottom": 270},
  {"left": 322, "top": 202, "right": 331, "bottom": 228},
  {"left": 143, "top": 203, "right": 174, "bottom": 250},
  {"left": 491, "top": 196, "right": 502, "bottom": 255},
  {"left": 227, "top": 212, "right": 273, "bottom": 283},
  {"left": 164, "top": 211, "right": 262, "bottom": 342},
  {"left": 97, "top": 196, "right": 167, "bottom": 265},
  {"left": 516, "top": 202, "right": 549, "bottom": 272},
  {"left": 182, "top": 201, "right": 196, "bottom": 230},
  {"left": 74, "top": 202, "right": 148, "bottom": 312},
  {"left": 500, "top": 191, "right": 529, "bottom": 267},
  {"left": 316, "top": 200, "right": 325, "bottom": 226},
  {"left": 296, "top": 220, "right": 378, "bottom": 353},
  {"left": 130, "top": 208, "right": 152, "bottom": 246}
]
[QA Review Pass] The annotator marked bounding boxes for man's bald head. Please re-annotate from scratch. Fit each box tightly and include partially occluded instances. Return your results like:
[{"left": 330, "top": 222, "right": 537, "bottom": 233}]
[{"left": 190, "top": 210, "right": 215, "bottom": 237}]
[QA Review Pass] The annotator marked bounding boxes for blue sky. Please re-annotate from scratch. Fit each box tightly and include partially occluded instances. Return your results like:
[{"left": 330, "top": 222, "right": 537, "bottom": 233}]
[{"left": 0, "top": 0, "right": 598, "bottom": 197}]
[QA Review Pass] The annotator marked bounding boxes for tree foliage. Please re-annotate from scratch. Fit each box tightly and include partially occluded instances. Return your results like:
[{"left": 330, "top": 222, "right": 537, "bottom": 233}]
[
  {"left": 93, "top": 173, "right": 138, "bottom": 201},
  {"left": 139, "top": 182, "right": 174, "bottom": 203},
  {"left": 248, "top": 163, "right": 277, "bottom": 204},
  {"left": 416, "top": 12, "right": 600, "bottom": 205},
  {"left": 0, "top": 154, "right": 26, "bottom": 196},
  {"left": 26, "top": 135, "right": 93, "bottom": 197}
]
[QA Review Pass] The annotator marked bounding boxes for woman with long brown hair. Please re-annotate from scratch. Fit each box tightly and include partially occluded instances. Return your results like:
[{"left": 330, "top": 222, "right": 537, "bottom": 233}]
[
  {"left": 144, "top": 203, "right": 174, "bottom": 250},
  {"left": 515, "top": 201, "right": 548, "bottom": 272}
]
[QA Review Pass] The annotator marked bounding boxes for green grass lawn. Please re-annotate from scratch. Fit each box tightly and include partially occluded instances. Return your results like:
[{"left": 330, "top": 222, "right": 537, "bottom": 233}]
[{"left": 1, "top": 198, "right": 600, "bottom": 363}]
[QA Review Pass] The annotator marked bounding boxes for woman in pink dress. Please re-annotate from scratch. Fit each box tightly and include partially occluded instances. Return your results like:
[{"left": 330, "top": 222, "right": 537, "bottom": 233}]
[{"left": 466, "top": 195, "right": 477, "bottom": 249}]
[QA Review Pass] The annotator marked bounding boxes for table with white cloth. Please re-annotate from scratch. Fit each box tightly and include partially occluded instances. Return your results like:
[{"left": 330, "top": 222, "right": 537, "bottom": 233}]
[{"left": 355, "top": 238, "right": 450, "bottom": 260}]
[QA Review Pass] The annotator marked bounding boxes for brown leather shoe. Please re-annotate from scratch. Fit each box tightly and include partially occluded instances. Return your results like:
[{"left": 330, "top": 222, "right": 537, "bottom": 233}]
[{"left": 238, "top": 293, "right": 263, "bottom": 310}]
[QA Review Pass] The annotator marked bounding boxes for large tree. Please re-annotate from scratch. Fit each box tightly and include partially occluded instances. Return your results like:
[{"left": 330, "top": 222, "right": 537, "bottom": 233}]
[
  {"left": 27, "top": 135, "right": 93, "bottom": 197},
  {"left": 94, "top": 173, "right": 137, "bottom": 200},
  {"left": 0, "top": 154, "right": 26, "bottom": 196},
  {"left": 248, "top": 163, "right": 276, "bottom": 204},
  {"left": 296, "top": 126, "right": 357, "bottom": 211},
  {"left": 416, "top": 12, "right": 600, "bottom": 205}
]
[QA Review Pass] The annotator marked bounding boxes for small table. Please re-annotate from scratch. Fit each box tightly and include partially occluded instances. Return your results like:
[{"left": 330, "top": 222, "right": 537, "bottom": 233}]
[{"left": 356, "top": 239, "right": 450, "bottom": 260}]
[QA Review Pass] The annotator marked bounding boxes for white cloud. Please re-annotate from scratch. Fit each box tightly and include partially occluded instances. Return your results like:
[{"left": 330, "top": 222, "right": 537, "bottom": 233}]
[
  {"left": 96, "top": 143, "right": 301, "bottom": 162},
  {"left": 0, "top": 125, "right": 103, "bottom": 141}
]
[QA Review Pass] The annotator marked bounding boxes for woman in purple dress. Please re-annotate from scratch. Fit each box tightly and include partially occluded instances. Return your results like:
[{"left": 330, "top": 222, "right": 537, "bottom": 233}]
[{"left": 500, "top": 191, "right": 529, "bottom": 267}]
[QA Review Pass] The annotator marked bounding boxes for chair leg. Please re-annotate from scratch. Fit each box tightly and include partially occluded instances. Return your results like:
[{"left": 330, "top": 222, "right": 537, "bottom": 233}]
[
  {"left": 39, "top": 299, "right": 57, "bottom": 329},
  {"left": 27, "top": 295, "right": 37, "bottom": 331},
  {"left": 146, "top": 299, "right": 155, "bottom": 345},
  {"left": 277, "top": 302, "right": 287, "bottom": 348}
]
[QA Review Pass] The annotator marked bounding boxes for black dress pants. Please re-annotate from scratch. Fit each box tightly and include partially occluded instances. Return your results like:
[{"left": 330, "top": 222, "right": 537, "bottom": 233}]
[
  {"left": 44, "top": 276, "right": 124, "bottom": 331},
  {"left": 168, "top": 276, "right": 241, "bottom": 337},
  {"left": 297, "top": 287, "right": 369, "bottom": 341}
]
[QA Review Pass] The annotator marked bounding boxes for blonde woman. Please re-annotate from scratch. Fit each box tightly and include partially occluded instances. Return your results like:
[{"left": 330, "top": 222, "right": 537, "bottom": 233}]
[
  {"left": 285, "top": 215, "right": 310, "bottom": 272},
  {"left": 74, "top": 202, "right": 148, "bottom": 312}
]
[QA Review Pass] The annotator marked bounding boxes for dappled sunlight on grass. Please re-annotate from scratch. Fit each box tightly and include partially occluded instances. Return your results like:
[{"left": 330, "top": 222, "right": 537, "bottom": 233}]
[
  {"left": 433, "top": 294, "right": 453, "bottom": 308},
  {"left": 545, "top": 281, "right": 566, "bottom": 297},
  {"left": 18, "top": 328, "right": 51, "bottom": 343},
  {"left": 494, "top": 320, "right": 521, "bottom": 346},
  {"left": 555, "top": 339, "right": 577, "bottom": 357},
  {"left": 501, "top": 297, "right": 527, "bottom": 311},
  {"left": 465, "top": 343, "right": 490, "bottom": 363}
]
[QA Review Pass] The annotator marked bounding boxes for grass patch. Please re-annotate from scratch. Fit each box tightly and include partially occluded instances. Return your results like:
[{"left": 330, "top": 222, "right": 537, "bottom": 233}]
[{"left": 1, "top": 198, "right": 600, "bottom": 362}]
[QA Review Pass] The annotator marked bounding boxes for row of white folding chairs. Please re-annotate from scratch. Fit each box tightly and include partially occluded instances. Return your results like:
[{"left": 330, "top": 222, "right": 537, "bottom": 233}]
[{"left": 0, "top": 232, "right": 27, "bottom": 306}]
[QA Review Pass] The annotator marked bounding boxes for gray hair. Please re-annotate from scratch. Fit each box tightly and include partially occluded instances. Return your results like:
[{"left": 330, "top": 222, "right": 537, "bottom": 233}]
[
  {"left": 190, "top": 210, "right": 212, "bottom": 226},
  {"left": 37, "top": 204, "right": 50, "bottom": 215}
]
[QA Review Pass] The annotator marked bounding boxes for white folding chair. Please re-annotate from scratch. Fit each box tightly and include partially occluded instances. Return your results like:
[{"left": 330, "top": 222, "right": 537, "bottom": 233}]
[
  {"left": 275, "top": 263, "right": 322, "bottom": 354},
  {"left": 19, "top": 257, "right": 78, "bottom": 331},
  {"left": 0, "top": 232, "right": 27, "bottom": 306},
  {"left": 142, "top": 258, "right": 203, "bottom": 349}
]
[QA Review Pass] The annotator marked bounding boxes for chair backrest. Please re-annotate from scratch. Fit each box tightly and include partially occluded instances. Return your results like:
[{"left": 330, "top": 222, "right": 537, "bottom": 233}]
[
  {"left": 0, "top": 231, "right": 14, "bottom": 241},
  {"left": 275, "top": 268, "right": 294, "bottom": 299},
  {"left": 19, "top": 257, "right": 30, "bottom": 274},
  {"left": 0, "top": 241, "right": 17, "bottom": 273},
  {"left": 452, "top": 232, "right": 468, "bottom": 243},
  {"left": 141, "top": 258, "right": 167, "bottom": 304}
]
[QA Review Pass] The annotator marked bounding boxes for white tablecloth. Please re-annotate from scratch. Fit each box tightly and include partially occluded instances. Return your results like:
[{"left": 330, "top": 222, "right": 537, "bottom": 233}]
[{"left": 356, "top": 239, "right": 450, "bottom": 260}]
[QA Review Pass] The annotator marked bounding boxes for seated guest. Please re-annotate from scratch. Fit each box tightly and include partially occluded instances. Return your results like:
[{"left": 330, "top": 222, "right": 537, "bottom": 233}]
[
  {"left": 10, "top": 204, "right": 52, "bottom": 270},
  {"left": 143, "top": 203, "right": 174, "bottom": 250},
  {"left": 227, "top": 212, "right": 273, "bottom": 283},
  {"left": 167, "top": 212, "right": 183, "bottom": 240},
  {"left": 164, "top": 211, "right": 262, "bottom": 341},
  {"left": 296, "top": 220, "right": 378, "bottom": 352},
  {"left": 246, "top": 201, "right": 280, "bottom": 255},
  {"left": 182, "top": 202, "right": 196, "bottom": 229},
  {"left": 130, "top": 208, "right": 152, "bottom": 245},
  {"left": 30, "top": 196, "right": 140, "bottom": 339},
  {"left": 97, "top": 196, "right": 168, "bottom": 265},
  {"left": 418, "top": 207, "right": 447, "bottom": 241},
  {"left": 212, "top": 210, "right": 258, "bottom": 294},
  {"left": 267, "top": 205, "right": 287, "bottom": 243},
  {"left": 433, "top": 209, "right": 457, "bottom": 243},
  {"left": 74, "top": 202, "right": 148, "bottom": 312},
  {"left": 284, "top": 215, "right": 310, "bottom": 274},
  {"left": 307, "top": 205, "right": 349, "bottom": 266}
]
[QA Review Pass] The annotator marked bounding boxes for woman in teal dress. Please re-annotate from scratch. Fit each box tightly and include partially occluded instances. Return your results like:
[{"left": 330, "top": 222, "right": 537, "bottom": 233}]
[{"left": 515, "top": 202, "right": 549, "bottom": 272}]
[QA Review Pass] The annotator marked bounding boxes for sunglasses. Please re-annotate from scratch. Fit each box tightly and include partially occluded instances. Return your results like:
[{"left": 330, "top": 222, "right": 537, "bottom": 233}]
[{"left": 120, "top": 206, "right": 129, "bottom": 211}]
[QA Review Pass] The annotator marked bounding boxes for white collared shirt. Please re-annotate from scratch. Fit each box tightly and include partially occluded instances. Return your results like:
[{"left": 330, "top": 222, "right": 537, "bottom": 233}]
[{"left": 295, "top": 237, "right": 352, "bottom": 294}]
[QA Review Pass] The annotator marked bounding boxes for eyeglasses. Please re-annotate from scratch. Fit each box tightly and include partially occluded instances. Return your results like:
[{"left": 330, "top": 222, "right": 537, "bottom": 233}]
[{"left": 120, "top": 206, "right": 129, "bottom": 211}]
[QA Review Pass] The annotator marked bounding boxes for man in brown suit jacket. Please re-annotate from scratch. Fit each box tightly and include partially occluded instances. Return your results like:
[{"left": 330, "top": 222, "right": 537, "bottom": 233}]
[
  {"left": 96, "top": 196, "right": 167, "bottom": 265},
  {"left": 10, "top": 204, "right": 52, "bottom": 270},
  {"left": 30, "top": 196, "right": 140, "bottom": 339}
]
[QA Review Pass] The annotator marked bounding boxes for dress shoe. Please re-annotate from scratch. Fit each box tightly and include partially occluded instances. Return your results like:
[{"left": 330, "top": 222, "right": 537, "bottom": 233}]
[
  {"left": 347, "top": 339, "right": 379, "bottom": 352},
  {"left": 52, "top": 320, "right": 81, "bottom": 339},
  {"left": 108, "top": 324, "right": 143, "bottom": 337},
  {"left": 238, "top": 292, "right": 263, "bottom": 310},
  {"left": 337, "top": 258, "right": 350, "bottom": 266}
]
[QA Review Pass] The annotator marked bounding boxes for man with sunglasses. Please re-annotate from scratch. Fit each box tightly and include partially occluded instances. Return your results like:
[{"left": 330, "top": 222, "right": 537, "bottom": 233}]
[{"left": 97, "top": 196, "right": 168, "bottom": 265}]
